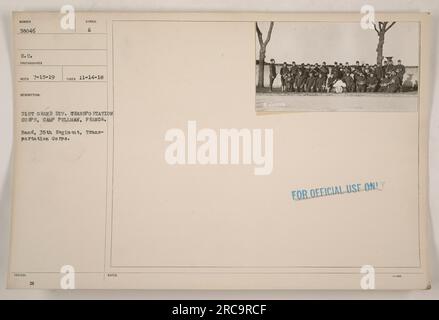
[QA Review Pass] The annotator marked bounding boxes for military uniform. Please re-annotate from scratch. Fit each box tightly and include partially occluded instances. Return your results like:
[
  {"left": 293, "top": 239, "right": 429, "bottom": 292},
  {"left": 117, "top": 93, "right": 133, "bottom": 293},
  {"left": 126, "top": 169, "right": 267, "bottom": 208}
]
[
  {"left": 366, "top": 75, "right": 378, "bottom": 92},
  {"left": 388, "top": 74, "right": 401, "bottom": 93},
  {"left": 294, "top": 73, "right": 306, "bottom": 92},
  {"left": 332, "top": 65, "right": 341, "bottom": 79},
  {"left": 394, "top": 63, "right": 405, "bottom": 91},
  {"left": 305, "top": 74, "right": 316, "bottom": 93},
  {"left": 269, "top": 62, "right": 277, "bottom": 92},
  {"left": 385, "top": 63, "right": 395, "bottom": 74},
  {"left": 290, "top": 64, "right": 299, "bottom": 80},
  {"left": 379, "top": 77, "right": 390, "bottom": 92},
  {"left": 326, "top": 74, "right": 336, "bottom": 93},
  {"left": 286, "top": 68, "right": 293, "bottom": 92},
  {"left": 289, "top": 65, "right": 298, "bottom": 91},
  {"left": 280, "top": 65, "right": 289, "bottom": 91},
  {"left": 355, "top": 72, "right": 366, "bottom": 92},
  {"left": 395, "top": 64, "right": 405, "bottom": 78},
  {"left": 375, "top": 65, "right": 385, "bottom": 80},
  {"left": 315, "top": 75, "right": 326, "bottom": 92},
  {"left": 319, "top": 65, "right": 329, "bottom": 77},
  {"left": 344, "top": 74, "right": 355, "bottom": 92}
]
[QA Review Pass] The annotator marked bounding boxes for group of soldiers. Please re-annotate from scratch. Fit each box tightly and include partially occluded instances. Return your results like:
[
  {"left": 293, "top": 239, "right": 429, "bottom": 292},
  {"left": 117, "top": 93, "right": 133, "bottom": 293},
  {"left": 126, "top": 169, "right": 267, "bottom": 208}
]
[{"left": 268, "top": 58, "right": 407, "bottom": 94}]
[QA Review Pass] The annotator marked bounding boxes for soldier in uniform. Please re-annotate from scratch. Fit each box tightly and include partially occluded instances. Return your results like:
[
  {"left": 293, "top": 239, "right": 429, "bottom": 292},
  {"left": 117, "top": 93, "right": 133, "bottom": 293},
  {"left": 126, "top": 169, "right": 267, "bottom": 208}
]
[
  {"left": 333, "top": 62, "right": 341, "bottom": 79},
  {"left": 288, "top": 72, "right": 294, "bottom": 92},
  {"left": 326, "top": 72, "right": 336, "bottom": 93},
  {"left": 286, "top": 63, "right": 293, "bottom": 92},
  {"left": 388, "top": 71, "right": 401, "bottom": 93},
  {"left": 304, "top": 63, "right": 311, "bottom": 77},
  {"left": 312, "top": 63, "right": 320, "bottom": 74},
  {"left": 375, "top": 63, "right": 384, "bottom": 80},
  {"left": 280, "top": 62, "right": 289, "bottom": 92},
  {"left": 385, "top": 58, "right": 395, "bottom": 74},
  {"left": 315, "top": 72, "right": 326, "bottom": 92},
  {"left": 355, "top": 71, "right": 367, "bottom": 93},
  {"left": 319, "top": 62, "right": 329, "bottom": 78},
  {"left": 369, "top": 65, "right": 377, "bottom": 80},
  {"left": 382, "top": 60, "right": 388, "bottom": 73},
  {"left": 379, "top": 73, "right": 391, "bottom": 92},
  {"left": 366, "top": 72, "right": 378, "bottom": 92},
  {"left": 289, "top": 61, "right": 299, "bottom": 91},
  {"left": 343, "top": 66, "right": 351, "bottom": 79},
  {"left": 305, "top": 72, "right": 316, "bottom": 93},
  {"left": 344, "top": 73, "right": 356, "bottom": 92},
  {"left": 394, "top": 59, "right": 406, "bottom": 92},
  {"left": 350, "top": 66, "right": 357, "bottom": 78},
  {"left": 299, "top": 63, "right": 306, "bottom": 75},
  {"left": 291, "top": 61, "right": 299, "bottom": 75},
  {"left": 293, "top": 69, "right": 306, "bottom": 92},
  {"left": 269, "top": 59, "right": 277, "bottom": 92}
]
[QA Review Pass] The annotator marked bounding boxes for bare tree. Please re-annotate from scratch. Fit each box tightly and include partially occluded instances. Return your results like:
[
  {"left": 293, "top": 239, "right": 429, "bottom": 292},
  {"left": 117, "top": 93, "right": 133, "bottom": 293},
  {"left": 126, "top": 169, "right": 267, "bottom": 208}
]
[
  {"left": 256, "top": 22, "right": 274, "bottom": 88},
  {"left": 374, "top": 21, "right": 396, "bottom": 65}
]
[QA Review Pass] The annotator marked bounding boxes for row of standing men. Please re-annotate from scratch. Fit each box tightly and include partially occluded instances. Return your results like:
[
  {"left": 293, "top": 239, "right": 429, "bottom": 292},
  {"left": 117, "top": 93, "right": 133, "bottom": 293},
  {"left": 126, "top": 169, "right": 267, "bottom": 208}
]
[{"left": 268, "top": 59, "right": 406, "bottom": 93}]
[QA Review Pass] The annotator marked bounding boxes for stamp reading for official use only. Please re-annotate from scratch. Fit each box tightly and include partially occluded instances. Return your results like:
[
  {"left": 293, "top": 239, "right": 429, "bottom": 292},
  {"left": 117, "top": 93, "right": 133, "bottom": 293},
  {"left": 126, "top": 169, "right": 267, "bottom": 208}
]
[{"left": 291, "top": 181, "right": 384, "bottom": 201}]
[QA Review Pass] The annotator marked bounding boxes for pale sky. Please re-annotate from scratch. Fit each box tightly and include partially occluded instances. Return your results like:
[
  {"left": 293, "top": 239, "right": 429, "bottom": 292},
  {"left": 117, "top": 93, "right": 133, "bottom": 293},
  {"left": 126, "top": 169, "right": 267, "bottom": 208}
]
[{"left": 256, "top": 22, "right": 419, "bottom": 66}]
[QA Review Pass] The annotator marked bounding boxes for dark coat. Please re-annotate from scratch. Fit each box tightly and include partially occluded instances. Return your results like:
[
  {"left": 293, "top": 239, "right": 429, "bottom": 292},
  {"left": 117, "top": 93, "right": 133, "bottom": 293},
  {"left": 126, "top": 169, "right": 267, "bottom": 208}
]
[
  {"left": 305, "top": 76, "right": 316, "bottom": 91},
  {"left": 269, "top": 63, "right": 277, "bottom": 78},
  {"left": 375, "top": 65, "right": 384, "bottom": 79},
  {"left": 294, "top": 74, "right": 306, "bottom": 89},
  {"left": 388, "top": 76, "right": 400, "bottom": 92},
  {"left": 315, "top": 77, "right": 326, "bottom": 90},
  {"left": 395, "top": 64, "right": 405, "bottom": 78}
]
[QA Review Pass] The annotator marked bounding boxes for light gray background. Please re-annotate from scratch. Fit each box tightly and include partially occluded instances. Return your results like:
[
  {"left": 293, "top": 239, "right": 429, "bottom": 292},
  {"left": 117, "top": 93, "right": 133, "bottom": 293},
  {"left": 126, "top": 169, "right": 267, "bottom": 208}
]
[
  {"left": 256, "top": 21, "right": 419, "bottom": 65},
  {"left": 0, "top": 0, "right": 438, "bottom": 299}
]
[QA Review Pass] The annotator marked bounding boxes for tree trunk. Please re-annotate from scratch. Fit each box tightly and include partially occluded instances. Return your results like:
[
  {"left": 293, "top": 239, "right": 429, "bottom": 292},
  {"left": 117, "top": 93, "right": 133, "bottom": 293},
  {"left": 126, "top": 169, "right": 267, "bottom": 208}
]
[
  {"left": 376, "top": 33, "right": 385, "bottom": 65},
  {"left": 258, "top": 46, "right": 266, "bottom": 88},
  {"left": 256, "top": 22, "right": 274, "bottom": 89}
]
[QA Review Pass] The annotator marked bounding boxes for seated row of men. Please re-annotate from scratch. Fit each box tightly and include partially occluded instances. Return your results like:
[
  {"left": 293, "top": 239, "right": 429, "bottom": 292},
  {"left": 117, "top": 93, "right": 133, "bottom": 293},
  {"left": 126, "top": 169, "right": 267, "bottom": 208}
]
[{"left": 268, "top": 59, "right": 406, "bottom": 93}]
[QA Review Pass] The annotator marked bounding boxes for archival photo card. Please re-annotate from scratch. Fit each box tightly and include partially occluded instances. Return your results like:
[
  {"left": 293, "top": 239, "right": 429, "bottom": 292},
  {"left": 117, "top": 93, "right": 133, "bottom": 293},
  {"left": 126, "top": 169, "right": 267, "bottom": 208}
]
[
  {"left": 255, "top": 21, "right": 420, "bottom": 112},
  {"left": 8, "top": 11, "right": 430, "bottom": 290}
]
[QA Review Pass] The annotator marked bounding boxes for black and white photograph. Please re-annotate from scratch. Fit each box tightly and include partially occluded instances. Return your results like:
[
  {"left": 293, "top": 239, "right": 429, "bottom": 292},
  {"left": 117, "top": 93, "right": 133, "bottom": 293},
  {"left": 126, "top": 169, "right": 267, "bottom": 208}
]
[{"left": 255, "top": 21, "right": 420, "bottom": 112}]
